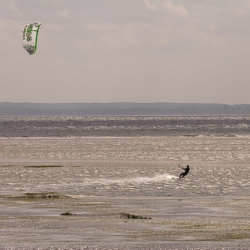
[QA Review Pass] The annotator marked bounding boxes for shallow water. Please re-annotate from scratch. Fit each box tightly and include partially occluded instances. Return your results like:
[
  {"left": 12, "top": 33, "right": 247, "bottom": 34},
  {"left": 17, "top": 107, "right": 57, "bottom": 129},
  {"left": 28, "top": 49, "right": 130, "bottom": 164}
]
[{"left": 1, "top": 136, "right": 250, "bottom": 197}]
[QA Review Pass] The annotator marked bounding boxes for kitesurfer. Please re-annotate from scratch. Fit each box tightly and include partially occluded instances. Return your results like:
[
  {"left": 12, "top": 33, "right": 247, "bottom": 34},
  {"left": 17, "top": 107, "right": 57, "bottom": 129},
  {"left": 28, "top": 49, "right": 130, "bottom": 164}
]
[{"left": 179, "top": 165, "right": 190, "bottom": 178}]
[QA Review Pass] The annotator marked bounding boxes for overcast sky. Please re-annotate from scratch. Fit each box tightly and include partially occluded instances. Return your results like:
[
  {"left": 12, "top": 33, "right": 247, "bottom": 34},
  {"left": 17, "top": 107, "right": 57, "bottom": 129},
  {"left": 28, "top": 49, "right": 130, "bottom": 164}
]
[{"left": 1, "top": 0, "right": 250, "bottom": 104}]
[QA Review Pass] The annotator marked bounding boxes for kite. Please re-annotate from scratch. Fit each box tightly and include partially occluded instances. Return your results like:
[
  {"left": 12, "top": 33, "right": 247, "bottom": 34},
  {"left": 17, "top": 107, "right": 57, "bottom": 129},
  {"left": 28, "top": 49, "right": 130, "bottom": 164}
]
[{"left": 22, "top": 22, "right": 42, "bottom": 55}]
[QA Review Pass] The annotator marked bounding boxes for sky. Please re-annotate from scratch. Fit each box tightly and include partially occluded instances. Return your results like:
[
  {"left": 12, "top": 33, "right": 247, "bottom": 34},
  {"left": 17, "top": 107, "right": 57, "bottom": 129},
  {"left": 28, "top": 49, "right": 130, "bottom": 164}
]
[{"left": 1, "top": 0, "right": 250, "bottom": 104}]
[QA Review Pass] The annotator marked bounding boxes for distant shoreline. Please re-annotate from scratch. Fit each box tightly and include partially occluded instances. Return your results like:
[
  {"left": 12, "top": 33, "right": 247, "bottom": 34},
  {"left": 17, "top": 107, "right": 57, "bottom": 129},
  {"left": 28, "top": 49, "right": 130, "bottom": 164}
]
[{"left": 1, "top": 102, "right": 250, "bottom": 116}]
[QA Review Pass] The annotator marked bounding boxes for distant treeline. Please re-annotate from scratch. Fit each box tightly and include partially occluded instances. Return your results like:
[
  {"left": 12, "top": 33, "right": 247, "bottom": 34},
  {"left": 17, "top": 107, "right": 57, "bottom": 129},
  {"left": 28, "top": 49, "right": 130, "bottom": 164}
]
[{"left": 1, "top": 102, "right": 250, "bottom": 116}]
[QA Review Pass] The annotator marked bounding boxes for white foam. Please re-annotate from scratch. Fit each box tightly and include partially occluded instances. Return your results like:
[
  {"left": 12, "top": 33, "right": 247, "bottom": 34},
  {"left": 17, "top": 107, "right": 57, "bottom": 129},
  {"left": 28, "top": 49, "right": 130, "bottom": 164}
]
[{"left": 84, "top": 173, "right": 178, "bottom": 187}]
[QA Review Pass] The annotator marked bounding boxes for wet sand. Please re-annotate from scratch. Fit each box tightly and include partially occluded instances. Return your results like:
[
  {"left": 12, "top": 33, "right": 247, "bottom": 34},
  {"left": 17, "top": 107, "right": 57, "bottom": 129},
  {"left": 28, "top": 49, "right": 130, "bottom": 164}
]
[{"left": 1, "top": 191, "right": 250, "bottom": 249}]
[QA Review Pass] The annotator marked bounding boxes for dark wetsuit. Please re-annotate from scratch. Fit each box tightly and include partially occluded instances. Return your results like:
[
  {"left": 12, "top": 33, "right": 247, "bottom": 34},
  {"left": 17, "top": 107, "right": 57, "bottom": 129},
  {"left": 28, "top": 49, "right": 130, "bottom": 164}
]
[{"left": 179, "top": 165, "right": 190, "bottom": 178}]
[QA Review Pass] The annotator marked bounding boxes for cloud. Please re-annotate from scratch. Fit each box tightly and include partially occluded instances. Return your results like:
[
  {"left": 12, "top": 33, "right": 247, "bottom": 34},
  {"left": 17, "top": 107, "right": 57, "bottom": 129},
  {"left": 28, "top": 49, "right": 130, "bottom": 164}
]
[
  {"left": 143, "top": 0, "right": 189, "bottom": 17},
  {"left": 143, "top": 0, "right": 158, "bottom": 10},
  {"left": 162, "top": 0, "right": 189, "bottom": 17}
]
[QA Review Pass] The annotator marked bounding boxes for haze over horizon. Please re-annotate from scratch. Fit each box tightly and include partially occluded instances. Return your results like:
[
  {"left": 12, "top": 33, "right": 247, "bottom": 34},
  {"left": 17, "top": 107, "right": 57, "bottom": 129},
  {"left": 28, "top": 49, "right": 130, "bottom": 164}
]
[{"left": 1, "top": 0, "right": 250, "bottom": 105}]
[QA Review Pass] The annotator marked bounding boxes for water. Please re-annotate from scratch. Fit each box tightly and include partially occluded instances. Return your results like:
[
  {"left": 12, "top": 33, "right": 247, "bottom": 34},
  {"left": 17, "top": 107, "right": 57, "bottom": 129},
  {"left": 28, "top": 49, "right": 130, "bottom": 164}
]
[
  {"left": 1, "top": 116, "right": 250, "bottom": 249},
  {"left": 1, "top": 115, "right": 250, "bottom": 137}
]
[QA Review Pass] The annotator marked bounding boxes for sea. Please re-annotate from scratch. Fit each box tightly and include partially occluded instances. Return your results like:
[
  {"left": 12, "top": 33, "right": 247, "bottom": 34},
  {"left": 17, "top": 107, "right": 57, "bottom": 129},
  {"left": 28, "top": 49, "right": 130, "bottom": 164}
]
[{"left": 0, "top": 116, "right": 250, "bottom": 250}]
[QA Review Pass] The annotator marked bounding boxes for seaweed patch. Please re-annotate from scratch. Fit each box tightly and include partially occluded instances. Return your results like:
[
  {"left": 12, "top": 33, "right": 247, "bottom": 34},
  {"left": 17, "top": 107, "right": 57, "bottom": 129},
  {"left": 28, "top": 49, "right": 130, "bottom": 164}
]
[
  {"left": 24, "top": 165, "right": 63, "bottom": 168},
  {"left": 120, "top": 212, "right": 151, "bottom": 220}
]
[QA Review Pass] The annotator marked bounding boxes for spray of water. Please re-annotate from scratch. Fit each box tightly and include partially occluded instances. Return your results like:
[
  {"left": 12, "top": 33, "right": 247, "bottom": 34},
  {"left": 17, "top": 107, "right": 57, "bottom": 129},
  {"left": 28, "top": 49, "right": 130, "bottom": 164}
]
[{"left": 84, "top": 173, "right": 178, "bottom": 187}]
